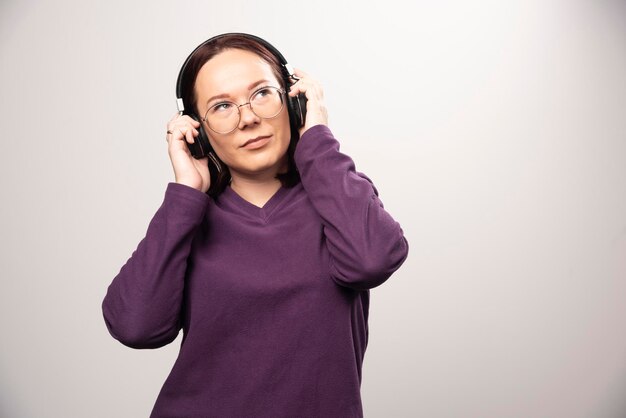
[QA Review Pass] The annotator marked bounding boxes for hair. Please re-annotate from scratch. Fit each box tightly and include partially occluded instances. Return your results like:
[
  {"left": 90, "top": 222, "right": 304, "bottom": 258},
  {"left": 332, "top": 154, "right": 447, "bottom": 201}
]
[{"left": 178, "top": 34, "right": 301, "bottom": 198}]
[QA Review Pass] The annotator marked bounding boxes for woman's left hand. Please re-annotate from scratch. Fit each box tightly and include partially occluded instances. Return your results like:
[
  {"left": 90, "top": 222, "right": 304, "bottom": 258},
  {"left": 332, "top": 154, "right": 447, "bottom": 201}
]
[{"left": 288, "top": 68, "right": 328, "bottom": 137}]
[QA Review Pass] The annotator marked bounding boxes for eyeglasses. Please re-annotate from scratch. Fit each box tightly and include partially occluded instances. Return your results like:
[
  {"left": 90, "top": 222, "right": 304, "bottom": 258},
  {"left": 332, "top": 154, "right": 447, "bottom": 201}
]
[{"left": 201, "top": 86, "right": 286, "bottom": 134}]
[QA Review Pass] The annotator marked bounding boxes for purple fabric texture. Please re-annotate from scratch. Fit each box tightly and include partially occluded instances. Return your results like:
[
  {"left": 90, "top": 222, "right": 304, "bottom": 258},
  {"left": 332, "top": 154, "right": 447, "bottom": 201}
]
[{"left": 102, "top": 125, "right": 409, "bottom": 417}]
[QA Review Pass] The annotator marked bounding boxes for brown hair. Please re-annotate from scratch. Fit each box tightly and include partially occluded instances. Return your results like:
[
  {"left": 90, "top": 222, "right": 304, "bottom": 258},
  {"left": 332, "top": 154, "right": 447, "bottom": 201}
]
[{"left": 178, "top": 34, "right": 301, "bottom": 198}]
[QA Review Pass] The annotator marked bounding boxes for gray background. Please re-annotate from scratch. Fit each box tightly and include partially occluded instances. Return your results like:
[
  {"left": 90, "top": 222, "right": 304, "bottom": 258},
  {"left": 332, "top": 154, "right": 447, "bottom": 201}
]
[{"left": 1, "top": 0, "right": 625, "bottom": 417}]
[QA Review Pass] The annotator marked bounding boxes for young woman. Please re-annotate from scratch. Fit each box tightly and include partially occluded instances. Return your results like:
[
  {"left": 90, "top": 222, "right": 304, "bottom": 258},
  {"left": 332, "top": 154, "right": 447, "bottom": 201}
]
[{"left": 102, "top": 33, "right": 409, "bottom": 418}]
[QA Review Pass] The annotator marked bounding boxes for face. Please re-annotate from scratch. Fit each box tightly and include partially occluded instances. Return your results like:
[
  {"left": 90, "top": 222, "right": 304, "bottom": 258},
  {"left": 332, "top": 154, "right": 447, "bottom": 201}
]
[{"left": 193, "top": 48, "right": 291, "bottom": 180}]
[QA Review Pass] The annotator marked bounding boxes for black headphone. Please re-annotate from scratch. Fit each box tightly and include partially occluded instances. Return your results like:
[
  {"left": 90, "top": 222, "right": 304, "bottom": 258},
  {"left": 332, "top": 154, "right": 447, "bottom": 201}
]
[{"left": 175, "top": 33, "right": 307, "bottom": 161}]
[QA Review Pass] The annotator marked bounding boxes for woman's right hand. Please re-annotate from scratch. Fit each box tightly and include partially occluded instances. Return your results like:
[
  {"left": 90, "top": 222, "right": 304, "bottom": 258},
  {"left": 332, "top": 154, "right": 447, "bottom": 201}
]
[{"left": 166, "top": 112, "right": 211, "bottom": 193}]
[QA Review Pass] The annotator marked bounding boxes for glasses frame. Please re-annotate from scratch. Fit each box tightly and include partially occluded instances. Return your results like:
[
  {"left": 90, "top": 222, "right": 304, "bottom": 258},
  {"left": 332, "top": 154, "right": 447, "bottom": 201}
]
[{"left": 201, "top": 86, "right": 286, "bottom": 134}]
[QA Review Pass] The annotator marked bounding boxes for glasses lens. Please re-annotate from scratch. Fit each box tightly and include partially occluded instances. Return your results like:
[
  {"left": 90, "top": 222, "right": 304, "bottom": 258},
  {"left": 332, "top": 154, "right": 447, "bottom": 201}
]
[
  {"left": 204, "top": 87, "right": 285, "bottom": 134},
  {"left": 250, "top": 87, "right": 284, "bottom": 119},
  {"left": 205, "top": 103, "right": 239, "bottom": 134}
]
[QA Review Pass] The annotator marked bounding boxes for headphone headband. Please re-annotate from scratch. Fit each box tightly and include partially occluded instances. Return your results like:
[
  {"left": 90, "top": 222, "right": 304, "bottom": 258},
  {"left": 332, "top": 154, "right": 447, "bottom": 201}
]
[{"left": 175, "top": 32, "right": 295, "bottom": 113}]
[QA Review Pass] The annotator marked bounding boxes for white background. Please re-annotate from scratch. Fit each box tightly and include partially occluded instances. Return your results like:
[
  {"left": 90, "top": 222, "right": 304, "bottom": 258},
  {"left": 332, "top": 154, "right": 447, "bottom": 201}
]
[{"left": 1, "top": 0, "right": 625, "bottom": 417}]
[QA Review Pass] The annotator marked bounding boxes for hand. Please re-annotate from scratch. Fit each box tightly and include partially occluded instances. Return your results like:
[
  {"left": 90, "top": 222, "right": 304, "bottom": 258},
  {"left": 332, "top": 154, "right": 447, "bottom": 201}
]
[
  {"left": 288, "top": 68, "right": 328, "bottom": 137},
  {"left": 165, "top": 112, "right": 211, "bottom": 193}
]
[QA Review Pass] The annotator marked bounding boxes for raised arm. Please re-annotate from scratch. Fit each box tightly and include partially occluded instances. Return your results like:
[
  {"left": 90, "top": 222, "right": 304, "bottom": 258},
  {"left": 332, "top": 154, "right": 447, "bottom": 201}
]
[
  {"left": 294, "top": 124, "right": 409, "bottom": 290},
  {"left": 102, "top": 183, "right": 210, "bottom": 349}
]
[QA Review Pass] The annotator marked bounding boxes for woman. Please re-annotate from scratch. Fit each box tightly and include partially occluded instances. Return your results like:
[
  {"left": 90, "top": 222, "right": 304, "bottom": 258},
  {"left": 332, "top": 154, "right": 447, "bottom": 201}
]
[{"left": 102, "top": 33, "right": 409, "bottom": 418}]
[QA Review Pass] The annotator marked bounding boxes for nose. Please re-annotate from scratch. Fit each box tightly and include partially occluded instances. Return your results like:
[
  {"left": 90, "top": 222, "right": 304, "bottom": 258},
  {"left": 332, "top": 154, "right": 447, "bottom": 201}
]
[{"left": 237, "top": 102, "right": 260, "bottom": 129}]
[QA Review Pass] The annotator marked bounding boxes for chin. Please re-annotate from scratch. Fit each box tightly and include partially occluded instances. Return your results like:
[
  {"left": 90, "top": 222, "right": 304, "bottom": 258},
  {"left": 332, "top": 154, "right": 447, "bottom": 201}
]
[
  {"left": 237, "top": 150, "right": 289, "bottom": 176},
  {"left": 251, "top": 140, "right": 288, "bottom": 163}
]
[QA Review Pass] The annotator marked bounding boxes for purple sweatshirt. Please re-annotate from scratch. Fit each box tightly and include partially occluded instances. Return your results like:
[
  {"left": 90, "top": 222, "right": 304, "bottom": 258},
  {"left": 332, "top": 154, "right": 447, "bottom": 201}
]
[{"left": 102, "top": 124, "right": 409, "bottom": 418}]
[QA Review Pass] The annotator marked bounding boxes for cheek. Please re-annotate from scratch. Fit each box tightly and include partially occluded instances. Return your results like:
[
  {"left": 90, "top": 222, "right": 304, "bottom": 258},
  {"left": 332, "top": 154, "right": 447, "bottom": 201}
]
[
  {"left": 206, "top": 135, "right": 233, "bottom": 162},
  {"left": 276, "top": 110, "right": 292, "bottom": 142}
]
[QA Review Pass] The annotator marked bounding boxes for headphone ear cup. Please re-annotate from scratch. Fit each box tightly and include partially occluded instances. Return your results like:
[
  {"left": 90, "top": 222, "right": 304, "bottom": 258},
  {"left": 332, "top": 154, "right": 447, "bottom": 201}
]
[
  {"left": 184, "top": 113, "right": 213, "bottom": 159},
  {"left": 287, "top": 92, "right": 307, "bottom": 129},
  {"left": 183, "top": 113, "right": 223, "bottom": 190}
]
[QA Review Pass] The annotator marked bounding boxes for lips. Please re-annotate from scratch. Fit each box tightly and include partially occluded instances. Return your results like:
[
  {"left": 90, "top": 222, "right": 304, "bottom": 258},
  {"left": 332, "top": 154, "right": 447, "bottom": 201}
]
[{"left": 241, "top": 135, "right": 271, "bottom": 148}]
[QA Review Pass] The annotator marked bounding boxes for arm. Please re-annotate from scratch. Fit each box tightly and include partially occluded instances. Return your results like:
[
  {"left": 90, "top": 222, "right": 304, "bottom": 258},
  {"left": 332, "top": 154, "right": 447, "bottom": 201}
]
[
  {"left": 101, "top": 182, "right": 210, "bottom": 349},
  {"left": 294, "top": 124, "right": 409, "bottom": 290}
]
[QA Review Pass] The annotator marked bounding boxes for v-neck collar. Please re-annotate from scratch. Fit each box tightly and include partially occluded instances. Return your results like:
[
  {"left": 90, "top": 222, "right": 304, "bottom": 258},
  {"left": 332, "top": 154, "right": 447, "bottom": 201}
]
[{"left": 220, "top": 183, "right": 291, "bottom": 222}]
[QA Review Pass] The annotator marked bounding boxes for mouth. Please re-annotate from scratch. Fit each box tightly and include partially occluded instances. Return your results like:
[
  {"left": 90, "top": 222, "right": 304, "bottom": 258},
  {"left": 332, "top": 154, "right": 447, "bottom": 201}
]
[{"left": 241, "top": 135, "right": 271, "bottom": 148}]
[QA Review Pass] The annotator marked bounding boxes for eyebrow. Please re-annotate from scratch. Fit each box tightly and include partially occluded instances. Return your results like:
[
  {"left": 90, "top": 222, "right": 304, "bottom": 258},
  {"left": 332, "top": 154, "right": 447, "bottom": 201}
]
[{"left": 205, "top": 79, "right": 272, "bottom": 107}]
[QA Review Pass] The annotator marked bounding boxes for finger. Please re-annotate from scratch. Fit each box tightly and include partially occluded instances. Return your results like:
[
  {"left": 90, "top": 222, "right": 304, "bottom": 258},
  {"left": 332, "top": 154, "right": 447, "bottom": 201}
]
[
  {"left": 184, "top": 127, "right": 195, "bottom": 144},
  {"left": 167, "top": 129, "right": 183, "bottom": 147},
  {"left": 167, "top": 132, "right": 191, "bottom": 157},
  {"left": 166, "top": 115, "right": 177, "bottom": 133},
  {"left": 176, "top": 114, "right": 201, "bottom": 128},
  {"left": 166, "top": 119, "right": 179, "bottom": 132},
  {"left": 292, "top": 80, "right": 324, "bottom": 101},
  {"left": 289, "top": 81, "right": 316, "bottom": 98},
  {"left": 168, "top": 112, "right": 182, "bottom": 124},
  {"left": 169, "top": 119, "right": 198, "bottom": 133},
  {"left": 168, "top": 115, "right": 199, "bottom": 133},
  {"left": 288, "top": 80, "right": 306, "bottom": 96},
  {"left": 178, "top": 124, "right": 199, "bottom": 136},
  {"left": 293, "top": 68, "right": 309, "bottom": 78}
]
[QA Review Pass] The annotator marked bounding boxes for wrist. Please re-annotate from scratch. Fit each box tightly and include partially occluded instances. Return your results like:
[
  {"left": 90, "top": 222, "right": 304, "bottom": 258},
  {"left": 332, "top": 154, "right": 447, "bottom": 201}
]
[{"left": 175, "top": 178, "right": 202, "bottom": 192}]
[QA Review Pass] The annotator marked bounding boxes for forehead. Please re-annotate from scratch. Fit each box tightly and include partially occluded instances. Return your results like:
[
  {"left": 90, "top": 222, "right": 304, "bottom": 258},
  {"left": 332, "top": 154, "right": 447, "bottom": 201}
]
[{"left": 194, "top": 48, "right": 280, "bottom": 99}]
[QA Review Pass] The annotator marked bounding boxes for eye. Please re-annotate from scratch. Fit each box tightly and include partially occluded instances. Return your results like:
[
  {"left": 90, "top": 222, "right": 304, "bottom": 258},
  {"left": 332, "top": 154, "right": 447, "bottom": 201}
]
[
  {"left": 210, "top": 102, "right": 233, "bottom": 114},
  {"left": 252, "top": 87, "right": 277, "bottom": 102}
]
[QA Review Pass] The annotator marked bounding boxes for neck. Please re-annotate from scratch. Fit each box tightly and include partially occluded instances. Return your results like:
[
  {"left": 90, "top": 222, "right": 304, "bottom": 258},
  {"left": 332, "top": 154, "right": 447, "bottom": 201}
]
[{"left": 229, "top": 161, "right": 287, "bottom": 208}]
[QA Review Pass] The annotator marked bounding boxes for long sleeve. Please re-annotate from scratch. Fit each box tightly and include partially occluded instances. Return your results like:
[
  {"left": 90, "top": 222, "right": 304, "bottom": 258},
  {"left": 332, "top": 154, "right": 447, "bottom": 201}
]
[
  {"left": 102, "top": 182, "right": 211, "bottom": 349},
  {"left": 294, "top": 124, "right": 409, "bottom": 290}
]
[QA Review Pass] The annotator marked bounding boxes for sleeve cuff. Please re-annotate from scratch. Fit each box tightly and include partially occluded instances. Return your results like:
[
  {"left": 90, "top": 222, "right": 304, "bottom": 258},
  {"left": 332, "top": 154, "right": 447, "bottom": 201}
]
[
  {"left": 299, "top": 124, "right": 332, "bottom": 144},
  {"left": 163, "top": 182, "right": 211, "bottom": 219}
]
